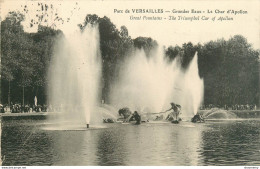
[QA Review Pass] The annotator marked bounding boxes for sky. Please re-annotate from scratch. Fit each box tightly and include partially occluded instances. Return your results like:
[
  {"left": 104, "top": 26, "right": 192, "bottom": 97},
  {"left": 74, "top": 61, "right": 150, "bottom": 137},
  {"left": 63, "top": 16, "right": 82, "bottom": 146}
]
[{"left": 1, "top": 0, "right": 260, "bottom": 49}]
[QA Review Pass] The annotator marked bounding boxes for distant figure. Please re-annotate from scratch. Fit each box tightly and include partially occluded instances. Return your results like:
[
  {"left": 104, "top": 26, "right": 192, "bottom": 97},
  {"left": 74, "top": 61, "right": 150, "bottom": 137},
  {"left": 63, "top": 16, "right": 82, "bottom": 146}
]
[
  {"left": 24, "top": 105, "right": 29, "bottom": 113},
  {"left": 129, "top": 111, "right": 141, "bottom": 125},
  {"left": 0, "top": 104, "right": 5, "bottom": 113},
  {"left": 164, "top": 102, "right": 181, "bottom": 121},
  {"left": 48, "top": 104, "right": 53, "bottom": 112}
]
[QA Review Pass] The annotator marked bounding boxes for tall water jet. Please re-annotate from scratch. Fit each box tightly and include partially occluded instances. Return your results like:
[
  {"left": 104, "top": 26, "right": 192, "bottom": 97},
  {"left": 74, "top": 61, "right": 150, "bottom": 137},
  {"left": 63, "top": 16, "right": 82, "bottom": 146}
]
[
  {"left": 110, "top": 47, "right": 179, "bottom": 115},
  {"left": 110, "top": 47, "right": 204, "bottom": 119},
  {"left": 182, "top": 52, "right": 204, "bottom": 116},
  {"left": 48, "top": 24, "right": 102, "bottom": 127}
]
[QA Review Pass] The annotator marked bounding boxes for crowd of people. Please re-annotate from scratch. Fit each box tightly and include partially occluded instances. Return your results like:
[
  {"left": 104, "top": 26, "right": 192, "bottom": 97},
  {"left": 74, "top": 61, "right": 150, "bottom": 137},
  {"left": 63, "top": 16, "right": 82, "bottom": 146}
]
[
  {"left": 0, "top": 102, "right": 258, "bottom": 116},
  {"left": 200, "top": 104, "right": 257, "bottom": 110},
  {"left": 0, "top": 103, "right": 62, "bottom": 113}
]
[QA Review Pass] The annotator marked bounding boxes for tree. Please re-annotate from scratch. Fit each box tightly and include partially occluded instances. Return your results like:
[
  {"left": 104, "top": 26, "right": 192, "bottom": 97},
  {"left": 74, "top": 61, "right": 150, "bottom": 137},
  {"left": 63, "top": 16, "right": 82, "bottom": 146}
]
[
  {"left": 1, "top": 11, "right": 62, "bottom": 106},
  {"left": 133, "top": 37, "right": 158, "bottom": 57},
  {"left": 197, "top": 35, "right": 259, "bottom": 106},
  {"left": 78, "top": 14, "right": 99, "bottom": 29},
  {"left": 1, "top": 11, "right": 25, "bottom": 106},
  {"left": 21, "top": 3, "right": 65, "bottom": 30},
  {"left": 165, "top": 45, "right": 182, "bottom": 61},
  {"left": 181, "top": 42, "right": 198, "bottom": 69}
]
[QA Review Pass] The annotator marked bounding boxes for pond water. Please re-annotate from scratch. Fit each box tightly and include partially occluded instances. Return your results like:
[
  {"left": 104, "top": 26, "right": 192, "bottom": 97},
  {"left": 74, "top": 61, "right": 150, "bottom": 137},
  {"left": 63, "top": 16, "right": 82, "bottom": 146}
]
[{"left": 1, "top": 119, "right": 260, "bottom": 166}]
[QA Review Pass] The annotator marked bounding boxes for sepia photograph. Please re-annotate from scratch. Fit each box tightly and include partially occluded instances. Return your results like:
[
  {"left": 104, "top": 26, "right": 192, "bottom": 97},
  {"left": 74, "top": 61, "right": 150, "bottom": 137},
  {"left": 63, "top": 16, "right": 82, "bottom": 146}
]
[{"left": 0, "top": 0, "right": 259, "bottom": 167}]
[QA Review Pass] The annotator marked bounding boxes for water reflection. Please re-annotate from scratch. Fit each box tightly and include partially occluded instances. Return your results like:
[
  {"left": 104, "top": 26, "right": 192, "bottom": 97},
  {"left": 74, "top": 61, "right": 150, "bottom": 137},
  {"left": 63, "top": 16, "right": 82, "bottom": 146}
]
[
  {"left": 2, "top": 121, "right": 54, "bottom": 165},
  {"left": 201, "top": 120, "right": 260, "bottom": 166},
  {"left": 96, "top": 127, "right": 127, "bottom": 165},
  {"left": 95, "top": 123, "right": 204, "bottom": 166},
  {"left": 170, "top": 124, "right": 203, "bottom": 165},
  {"left": 2, "top": 120, "right": 260, "bottom": 166},
  {"left": 50, "top": 130, "right": 87, "bottom": 165}
]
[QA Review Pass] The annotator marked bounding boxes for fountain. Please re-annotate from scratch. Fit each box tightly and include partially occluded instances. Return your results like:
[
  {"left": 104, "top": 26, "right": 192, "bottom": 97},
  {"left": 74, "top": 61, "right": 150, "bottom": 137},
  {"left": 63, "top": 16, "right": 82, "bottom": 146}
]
[
  {"left": 182, "top": 52, "right": 204, "bottom": 116},
  {"left": 109, "top": 47, "right": 204, "bottom": 120},
  {"left": 203, "top": 108, "right": 238, "bottom": 120},
  {"left": 47, "top": 24, "right": 204, "bottom": 125},
  {"left": 47, "top": 24, "right": 102, "bottom": 128}
]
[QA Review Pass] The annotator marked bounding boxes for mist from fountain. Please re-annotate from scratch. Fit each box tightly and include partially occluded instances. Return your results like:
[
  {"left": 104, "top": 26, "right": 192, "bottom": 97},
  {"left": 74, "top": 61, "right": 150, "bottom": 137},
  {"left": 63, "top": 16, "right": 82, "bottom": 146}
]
[
  {"left": 183, "top": 52, "right": 204, "bottom": 116},
  {"left": 47, "top": 24, "right": 204, "bottom": 125},
  {"left": 47, "top": 24, "right": 102, "bottom": 127},
  {"left": 109, "top": 47, "right": 204, "bottom": 119}
]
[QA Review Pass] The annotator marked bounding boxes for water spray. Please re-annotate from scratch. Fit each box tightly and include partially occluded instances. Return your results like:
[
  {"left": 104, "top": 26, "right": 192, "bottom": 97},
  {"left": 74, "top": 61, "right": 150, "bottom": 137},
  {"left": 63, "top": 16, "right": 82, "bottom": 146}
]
[
  {"left": 47, "top": 24, "right": 101, "bottom": 127},
  {"left": 109, "top": 49, "right": 204, "bottom": 118}
]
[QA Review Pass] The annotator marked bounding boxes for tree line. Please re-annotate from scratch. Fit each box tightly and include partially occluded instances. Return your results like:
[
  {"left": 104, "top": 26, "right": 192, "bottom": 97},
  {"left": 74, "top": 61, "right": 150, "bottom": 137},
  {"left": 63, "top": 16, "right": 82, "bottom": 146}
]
[{"left": 1, "top": 12, "right": 259, "bottom": 107}]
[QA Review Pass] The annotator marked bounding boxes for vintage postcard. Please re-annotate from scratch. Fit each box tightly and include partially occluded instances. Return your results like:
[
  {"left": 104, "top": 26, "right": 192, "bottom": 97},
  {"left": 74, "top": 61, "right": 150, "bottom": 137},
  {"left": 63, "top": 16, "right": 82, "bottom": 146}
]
[{"left": 0, "top": 0, "right": 259, "bottom": 167}]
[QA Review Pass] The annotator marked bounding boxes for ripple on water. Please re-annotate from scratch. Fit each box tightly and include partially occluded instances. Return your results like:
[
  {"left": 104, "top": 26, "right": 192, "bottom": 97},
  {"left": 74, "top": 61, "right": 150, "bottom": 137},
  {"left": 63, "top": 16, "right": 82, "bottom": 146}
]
[{"left": 2, "top": 119, "right": 260, "bottom": 166}]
